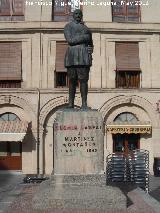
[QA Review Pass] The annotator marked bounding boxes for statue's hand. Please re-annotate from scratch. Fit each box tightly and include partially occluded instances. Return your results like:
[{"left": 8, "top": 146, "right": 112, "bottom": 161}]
[{"left": 87, "top": 46, "right": 93, "bottom": 54}]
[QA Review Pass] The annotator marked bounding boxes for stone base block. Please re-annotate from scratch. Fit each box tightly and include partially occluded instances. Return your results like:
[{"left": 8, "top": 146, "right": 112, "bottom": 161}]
[
  {"left": 54, "top": 110, "right": 104, "bottom": 174},
  {"left": 50, "top": 174, "right": 106, "bottom": 185},
  {"left": 32, "top": 175, "right": 127, "bottom": 210}
]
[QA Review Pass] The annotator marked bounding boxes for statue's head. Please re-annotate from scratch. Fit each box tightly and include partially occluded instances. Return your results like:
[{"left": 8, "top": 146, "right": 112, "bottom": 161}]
[{"left": 73, "top": 9, "right": 83, "bottom": 23}]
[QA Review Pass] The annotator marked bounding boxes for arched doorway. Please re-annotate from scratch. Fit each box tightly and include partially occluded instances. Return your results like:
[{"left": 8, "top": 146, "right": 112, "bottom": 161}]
[
  {"left": 0, "top": 112, "right": 22, "bottom": 170},
  {"left": 112, "top": 112, "right": 140, "bottom": 155}
]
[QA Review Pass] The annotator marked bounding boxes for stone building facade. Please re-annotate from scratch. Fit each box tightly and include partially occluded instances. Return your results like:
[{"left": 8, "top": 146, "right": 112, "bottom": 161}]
[{"left": 0, "top": 0, "right": 160, "bottom": 175}]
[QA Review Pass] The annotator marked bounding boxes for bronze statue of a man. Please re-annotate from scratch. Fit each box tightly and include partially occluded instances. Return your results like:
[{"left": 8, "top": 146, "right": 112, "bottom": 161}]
[{"left": 64, "top": 9, "right": 93, "bottom": 109}]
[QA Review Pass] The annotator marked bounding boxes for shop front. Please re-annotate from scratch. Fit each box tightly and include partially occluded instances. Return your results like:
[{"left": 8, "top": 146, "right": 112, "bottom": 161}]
[
  {"left": 0, "top": 112, "right": 28, "bottom": 170},
  {"left": 107, "top": 112, "right": 152, "bottom": 155}
]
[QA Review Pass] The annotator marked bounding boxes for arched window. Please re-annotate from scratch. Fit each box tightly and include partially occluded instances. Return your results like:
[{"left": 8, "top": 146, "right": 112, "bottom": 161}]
[
  {"left": 112, "top": 0, "right": 141, "bottom": 23},
  {"left": 0, "top": 112, "right": 20, "bottom": 121},
  {"left": 114, "top": 112, "right": 138, "bottom": 122}
]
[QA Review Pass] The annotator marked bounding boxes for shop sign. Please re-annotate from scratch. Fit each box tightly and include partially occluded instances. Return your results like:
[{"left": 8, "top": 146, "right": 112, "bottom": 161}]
[{"left": 106, "top": 126, "right": 151, "bottom": 134}]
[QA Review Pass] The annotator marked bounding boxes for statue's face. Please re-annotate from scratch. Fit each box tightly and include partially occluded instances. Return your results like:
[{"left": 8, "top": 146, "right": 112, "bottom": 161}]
[{"left": 73, "top": 10, "right": 82, "bottom": 23}]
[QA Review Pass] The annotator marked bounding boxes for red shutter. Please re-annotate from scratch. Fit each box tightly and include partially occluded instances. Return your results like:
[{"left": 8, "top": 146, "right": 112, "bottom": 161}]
[
  {"left": 12, "top": 0, "right": 24, "bottom": 16},
  {"left": 56, "top": 42, "right": 68, "bottom": 72},
  {"left": 53, "top": 0, "right": 72, "bottom": 21},
  {"left": 53, "top": 0, "right": 82, "bottom": 21},
  {"left": 0, "top": 0, "right": 11, "bottom": 15},
  {"left": 0, "top": 42, "right": 22, "bottom": 80},
  {"left": 112, "top": 0, "right": 125, "bottom": 15},
  {"left": 127, "top": 0, "right": 140, "bottom": 16},
  {"left": 115, "top": 42, "right": 140, "bottom": 71},
  {"left": 112, "top": 0, "right": 140, "bottom": 22}
]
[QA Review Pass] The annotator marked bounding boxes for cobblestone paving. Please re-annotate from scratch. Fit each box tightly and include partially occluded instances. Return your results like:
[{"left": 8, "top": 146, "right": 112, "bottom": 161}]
[{"left": 5, "top": 184, "right": 159, "bottom": 213}]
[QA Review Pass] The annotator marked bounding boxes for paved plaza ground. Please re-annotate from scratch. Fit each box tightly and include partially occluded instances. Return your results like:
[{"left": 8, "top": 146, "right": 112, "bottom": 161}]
[{"left": 0, "top": 172, "right": 160, "bottom": 213}]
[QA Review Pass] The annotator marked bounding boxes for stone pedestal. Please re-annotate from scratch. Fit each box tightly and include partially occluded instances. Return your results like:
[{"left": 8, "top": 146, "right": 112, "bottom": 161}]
[
  {"left": 32, "top": 109, "right": 127, "bottom": 211},
  {"left": 54, "top": 109, "right": 104, "bottom": 174}
]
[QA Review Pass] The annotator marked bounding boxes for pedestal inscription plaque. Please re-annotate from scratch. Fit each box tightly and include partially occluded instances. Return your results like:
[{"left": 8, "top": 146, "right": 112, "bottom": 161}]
[{"left": 54, "top": 110, "right": 104, "bottom": 174}]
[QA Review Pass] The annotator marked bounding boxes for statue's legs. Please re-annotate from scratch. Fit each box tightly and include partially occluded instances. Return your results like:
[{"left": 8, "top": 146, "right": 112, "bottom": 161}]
[
  {"left": 67, "top": 66, "right": 90, "bottom": 109},
  {"left": 80, "top": 79, "right": 88, "bottom": 109},
  {"left": 68, "top": 79, "right": 77, "bottom": 108},
  {"left": 67, "top": 67, "right": 77, "bottom": 108}
]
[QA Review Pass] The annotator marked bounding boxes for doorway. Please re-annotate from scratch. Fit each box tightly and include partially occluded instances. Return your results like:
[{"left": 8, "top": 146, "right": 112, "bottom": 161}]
[
  {"left": 0, "top": 142, "right": 22, "bottom": 170},
  {"left": 113, "top": 133, "right": 140, "bottom": 155},
  {"left": 0, "top": 112, "right": 22, "bottom": 170}
]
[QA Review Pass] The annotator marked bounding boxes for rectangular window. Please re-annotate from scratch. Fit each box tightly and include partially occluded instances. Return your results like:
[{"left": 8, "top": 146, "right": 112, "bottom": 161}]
[
  {"left": 0, "top": 0, "right": 24, "bottom": 21},
  {"left": 115, "top": 42, "right": 141, "bottom": 88},
  {"left": 116, "top": 71, "right": 140, "bottom": 88},
  {"left": 0, "top": 42, "right": 22, "bottom": 88},
  {"left": 55, "top": 41, "right": 68, "bottom": 87},
  {"left": 52, "top": 0, "right": 80, "bottom": 21},
  {"left": 112, "top": 0, "right": 140, "bottom": 22},
  {"left": 56, "top": 72, "right": 68, "bottom": 87},
  {"left": 0, "top": 80, "right": 21, "bottom": 88}
]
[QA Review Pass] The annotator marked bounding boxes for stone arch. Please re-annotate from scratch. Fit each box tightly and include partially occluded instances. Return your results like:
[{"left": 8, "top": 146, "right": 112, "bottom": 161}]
[
  {"left": 40, "top": 95, "right": 81, "bottom": 174},
  {"left": 0, "top": 95, "right": 36, "bottom": 126},
  {"left": 39, "top": 95, "right": 81, "bottom": 127},
  {"left": 99, "top": 95, "right": 158, "bottom": 127}
]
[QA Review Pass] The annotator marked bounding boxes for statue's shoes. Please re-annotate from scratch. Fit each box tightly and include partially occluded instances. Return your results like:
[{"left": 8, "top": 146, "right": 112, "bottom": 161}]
[
  {"left": 67, "top": 104, "right": 74, "bottom": 108},
  {"left": 80, "top": 105, "right": 92, "bottom": 111}
]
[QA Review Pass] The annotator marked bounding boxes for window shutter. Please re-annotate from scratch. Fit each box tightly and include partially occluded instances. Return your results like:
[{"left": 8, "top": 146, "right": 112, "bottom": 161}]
[
  {"left": 0, "top": 42, "right": 22, "bottom": 80},
  {"left": 112, "top": 0, "right": 140, "bottom": 22},
  {"left": 53, "top": 0, "right": 81, "bottom": 21},
  {"left": 115, "top": 42, "right": 140, "bottom": 71},
  {"left": 12, "top": 0, "right": 24, "bottom": 16},
  {"left": 112, "top": 0, "right": 125, "bottom": 15},
  {"left": 0, "top": 0, "right": 10, "bottom": 15},
  {"left": 56, "top": 42, "right": 68, "bottom": 72},
  {"left": 53, "top": 0, "right": 72, "bottom": 21}
]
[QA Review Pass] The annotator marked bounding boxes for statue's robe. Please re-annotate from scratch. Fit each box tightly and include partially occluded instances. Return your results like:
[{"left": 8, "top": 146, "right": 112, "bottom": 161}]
[{"left": 64, "top": 21, "right": 93, "bottom": 68}]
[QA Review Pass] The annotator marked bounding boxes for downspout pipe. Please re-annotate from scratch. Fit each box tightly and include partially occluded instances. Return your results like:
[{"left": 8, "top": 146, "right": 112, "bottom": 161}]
[
  {"left": 37, "top": 88, "right": 40, "bottom": 176},
  {"left": 36, "top": 2, "right": 42, "bottom": 176}
]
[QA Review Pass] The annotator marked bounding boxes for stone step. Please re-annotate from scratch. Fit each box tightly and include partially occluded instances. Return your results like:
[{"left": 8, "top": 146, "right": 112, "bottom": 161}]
[
  {"left": 33, "top": 178, "right": 126, "bottom": 210},
  {"left": 50, "top": 174, "right": 106, "bottom": 185}
]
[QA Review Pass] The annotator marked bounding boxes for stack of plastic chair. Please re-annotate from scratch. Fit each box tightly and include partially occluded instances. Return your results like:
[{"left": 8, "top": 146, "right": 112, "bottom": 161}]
[
  {"left": 106, "top": 154, "right": 112, "bottom": 184},
  {"left": 126, "top": 153, "right": 134, "bottom": 182},
  {"left": 128, "top": 149, "right": 149, "bottom": 193},
  {"left": 106, "top": 153, "right": 127, "bottom": 184}
]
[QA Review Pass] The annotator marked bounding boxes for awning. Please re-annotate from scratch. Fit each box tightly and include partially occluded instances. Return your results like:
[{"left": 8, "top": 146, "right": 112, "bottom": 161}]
[
  {"left": 106, "top": 121, "right": 151, "bottom": 134},
  {"left": 0, "top": 121, "right": 28, "bottom": 142}
]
